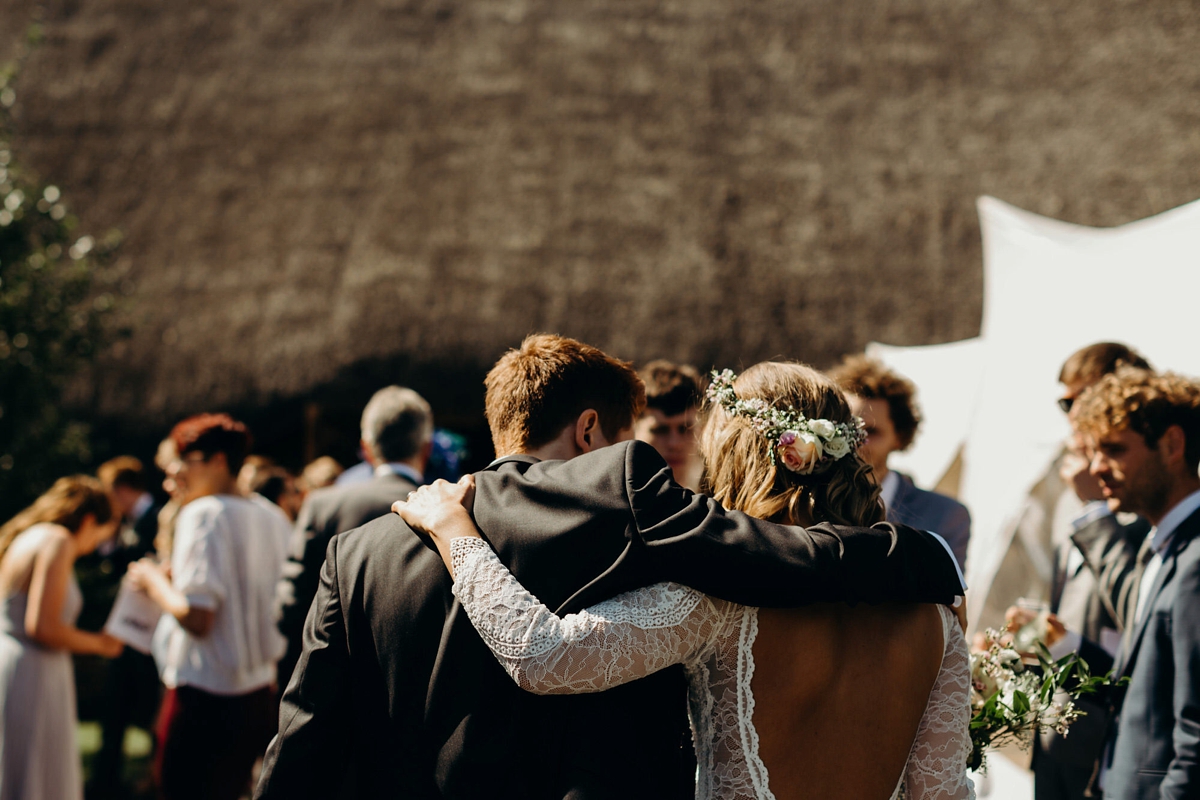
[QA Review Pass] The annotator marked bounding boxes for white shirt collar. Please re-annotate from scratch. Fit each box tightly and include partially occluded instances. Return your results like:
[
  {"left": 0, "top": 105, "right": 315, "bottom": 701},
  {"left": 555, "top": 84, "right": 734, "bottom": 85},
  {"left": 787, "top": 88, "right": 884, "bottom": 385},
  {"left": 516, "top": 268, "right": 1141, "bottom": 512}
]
[
  {"left": 879, "top": 470, "right": 901, "bottom": 511},
  {"left": 375, "top": 462, "right": 424, "bottom": 485},
  {"left": 1149, "top": 487, "right": 1200, "bottom": 554}
]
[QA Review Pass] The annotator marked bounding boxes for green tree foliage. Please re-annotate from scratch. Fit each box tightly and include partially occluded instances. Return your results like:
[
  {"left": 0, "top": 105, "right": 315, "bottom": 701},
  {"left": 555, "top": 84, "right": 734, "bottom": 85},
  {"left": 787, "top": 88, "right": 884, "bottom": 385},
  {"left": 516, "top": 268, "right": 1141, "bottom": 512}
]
[{"left": 0, "top": 44, "right": 121, "bottom": 522}]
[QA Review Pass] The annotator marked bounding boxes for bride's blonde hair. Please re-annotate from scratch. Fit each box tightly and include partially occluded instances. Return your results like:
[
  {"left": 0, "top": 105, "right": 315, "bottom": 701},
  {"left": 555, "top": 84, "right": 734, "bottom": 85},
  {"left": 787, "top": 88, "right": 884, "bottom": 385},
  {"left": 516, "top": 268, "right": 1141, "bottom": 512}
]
[{"left": 700, "top": 362, "right": 884, "bottom": 527}]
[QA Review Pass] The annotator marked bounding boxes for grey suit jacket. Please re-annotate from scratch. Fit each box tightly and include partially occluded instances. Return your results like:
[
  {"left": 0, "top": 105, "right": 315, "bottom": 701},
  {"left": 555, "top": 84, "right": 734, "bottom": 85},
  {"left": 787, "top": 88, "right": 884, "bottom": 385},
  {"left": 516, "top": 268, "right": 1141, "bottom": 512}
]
[
  {"left": 887, "top": 472, "right": 971, "bottom": 572},
  {"left": 1033, "top": 512, "right": 1149, "bottom": 780},
  {"left": 275, "top": 471, "right": 418, "bottom": 689},
  {"left": 1105, "top": 508, "right": 1200, "bottom": 800}
]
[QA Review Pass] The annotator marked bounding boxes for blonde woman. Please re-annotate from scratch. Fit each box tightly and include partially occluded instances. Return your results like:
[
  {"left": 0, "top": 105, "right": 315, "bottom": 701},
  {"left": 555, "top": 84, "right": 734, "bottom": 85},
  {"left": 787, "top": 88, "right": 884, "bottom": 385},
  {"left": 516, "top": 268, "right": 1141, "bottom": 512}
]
[
  {"left": 0, "top": 476, "right": 125, "bottom": 800},
  {"left": 396, "top": 363, "right": 973, "bottom": 800}
]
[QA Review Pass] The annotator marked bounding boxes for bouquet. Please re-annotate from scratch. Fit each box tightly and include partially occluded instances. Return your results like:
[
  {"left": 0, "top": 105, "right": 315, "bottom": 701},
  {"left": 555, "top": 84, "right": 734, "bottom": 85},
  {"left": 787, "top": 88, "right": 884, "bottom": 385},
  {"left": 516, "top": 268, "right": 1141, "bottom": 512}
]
[{"left": 968, "top": 628, "right": 1122, "bottom": 773}]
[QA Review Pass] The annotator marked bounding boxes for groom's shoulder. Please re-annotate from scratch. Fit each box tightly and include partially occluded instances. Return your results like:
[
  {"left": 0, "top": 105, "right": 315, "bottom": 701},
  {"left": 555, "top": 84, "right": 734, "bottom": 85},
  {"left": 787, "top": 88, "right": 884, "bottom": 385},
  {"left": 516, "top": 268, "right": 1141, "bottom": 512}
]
[
  {"left": 486, "top": 440, "right": 666, "bottom": 479},
  {"left": 330, "top": 512, "right": 431, "bottom": 573}
]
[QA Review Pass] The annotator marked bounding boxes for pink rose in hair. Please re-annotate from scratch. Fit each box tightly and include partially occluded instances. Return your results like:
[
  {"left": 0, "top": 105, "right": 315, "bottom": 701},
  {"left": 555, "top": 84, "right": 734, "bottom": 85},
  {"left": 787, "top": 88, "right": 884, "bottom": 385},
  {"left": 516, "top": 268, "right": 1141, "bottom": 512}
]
[{"left": 778, "top": 431, "right": 823, "bottom": 474}]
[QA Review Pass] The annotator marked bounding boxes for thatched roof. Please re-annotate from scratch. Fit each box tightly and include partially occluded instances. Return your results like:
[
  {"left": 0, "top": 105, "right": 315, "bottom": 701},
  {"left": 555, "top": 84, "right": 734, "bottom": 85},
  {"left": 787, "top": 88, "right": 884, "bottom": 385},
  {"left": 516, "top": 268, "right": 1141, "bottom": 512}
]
[{"left": 4, "top": 0, "right": 1199, "bottom": 432}]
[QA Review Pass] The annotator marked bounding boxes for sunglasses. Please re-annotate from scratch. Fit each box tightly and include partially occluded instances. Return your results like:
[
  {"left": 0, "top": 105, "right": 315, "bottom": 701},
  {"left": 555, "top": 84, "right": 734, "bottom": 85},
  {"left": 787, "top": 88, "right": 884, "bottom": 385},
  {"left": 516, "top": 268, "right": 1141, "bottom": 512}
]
[{"left": 1058, "top": 397, "right": 1075, "bottom": 414}]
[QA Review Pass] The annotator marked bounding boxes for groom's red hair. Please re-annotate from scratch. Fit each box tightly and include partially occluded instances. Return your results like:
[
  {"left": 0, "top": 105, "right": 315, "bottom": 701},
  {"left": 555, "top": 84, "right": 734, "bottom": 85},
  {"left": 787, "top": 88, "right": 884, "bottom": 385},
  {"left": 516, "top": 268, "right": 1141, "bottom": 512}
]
[{"left": 485, "top": 334, "right": 645, "bottom": 457}]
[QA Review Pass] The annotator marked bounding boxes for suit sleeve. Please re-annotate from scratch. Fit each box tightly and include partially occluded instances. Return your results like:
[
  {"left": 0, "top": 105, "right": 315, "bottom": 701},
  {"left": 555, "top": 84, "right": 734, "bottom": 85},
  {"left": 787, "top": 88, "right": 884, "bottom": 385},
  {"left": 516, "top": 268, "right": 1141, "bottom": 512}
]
[
  {"left": 617, "top": 441, "right": 964, "bottom": 609},
  {"left": 276, "top": 497, "right": 338, "bottom": 675},
  {"left": 1162, "top": 554, "right": 1200, "bottom": 800},
  {"left": 255, "top": 534, "right": 351, "bottom": 800},
  {"left": 941, "top": 502, "right": 971, "bottom": 575}
]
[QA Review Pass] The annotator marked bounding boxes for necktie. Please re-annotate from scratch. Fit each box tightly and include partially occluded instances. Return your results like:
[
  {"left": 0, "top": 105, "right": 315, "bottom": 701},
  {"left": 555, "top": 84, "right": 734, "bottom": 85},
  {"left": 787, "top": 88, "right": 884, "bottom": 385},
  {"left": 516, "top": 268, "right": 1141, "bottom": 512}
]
[{"left": 1119, "top": 534, "right": 1158, "bottom": 655}]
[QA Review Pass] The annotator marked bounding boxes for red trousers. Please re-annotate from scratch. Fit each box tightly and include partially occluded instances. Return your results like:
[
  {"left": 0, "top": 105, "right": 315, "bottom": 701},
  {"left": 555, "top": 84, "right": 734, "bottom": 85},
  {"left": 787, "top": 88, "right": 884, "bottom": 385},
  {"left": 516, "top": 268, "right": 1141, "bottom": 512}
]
[{"left": 154, "top": 684, "right": 275, "bottom": 800}]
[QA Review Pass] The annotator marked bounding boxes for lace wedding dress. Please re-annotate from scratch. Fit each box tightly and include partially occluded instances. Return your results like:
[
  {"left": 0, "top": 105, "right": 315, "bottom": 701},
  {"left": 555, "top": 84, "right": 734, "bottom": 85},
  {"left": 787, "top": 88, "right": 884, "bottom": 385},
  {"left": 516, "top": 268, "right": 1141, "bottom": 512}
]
[{"left": 450, "top": 537, "right": 974, "bottom": 800}]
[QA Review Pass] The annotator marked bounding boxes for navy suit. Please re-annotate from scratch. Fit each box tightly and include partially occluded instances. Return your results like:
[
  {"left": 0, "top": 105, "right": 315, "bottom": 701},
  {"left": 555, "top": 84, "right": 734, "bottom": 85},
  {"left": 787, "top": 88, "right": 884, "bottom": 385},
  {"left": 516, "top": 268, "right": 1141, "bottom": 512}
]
[
  {"left": 887, "top": 471, "right": 972, "bottom": 572},
  {"left": 1105, "top": 507, "right": 1200, "bottom": 800}
]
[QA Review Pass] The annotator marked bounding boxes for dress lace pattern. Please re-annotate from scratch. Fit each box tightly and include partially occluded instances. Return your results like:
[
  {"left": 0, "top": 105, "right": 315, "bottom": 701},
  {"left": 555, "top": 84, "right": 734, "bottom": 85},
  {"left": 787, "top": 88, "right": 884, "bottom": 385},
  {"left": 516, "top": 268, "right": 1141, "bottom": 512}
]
[{"left": 449, "top": 537, "right": 973, "bottom": 800}]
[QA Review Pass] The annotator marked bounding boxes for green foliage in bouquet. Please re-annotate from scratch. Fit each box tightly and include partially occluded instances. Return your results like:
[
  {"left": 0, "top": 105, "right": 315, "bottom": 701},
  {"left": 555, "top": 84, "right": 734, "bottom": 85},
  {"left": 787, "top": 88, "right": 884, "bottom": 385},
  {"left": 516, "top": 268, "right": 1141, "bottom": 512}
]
[
  {"left": 0, "top": 31, "right": 122, "bottom": 522},
  {"left": 968, "top": 628, "right": 1125, "bottom": 773}
]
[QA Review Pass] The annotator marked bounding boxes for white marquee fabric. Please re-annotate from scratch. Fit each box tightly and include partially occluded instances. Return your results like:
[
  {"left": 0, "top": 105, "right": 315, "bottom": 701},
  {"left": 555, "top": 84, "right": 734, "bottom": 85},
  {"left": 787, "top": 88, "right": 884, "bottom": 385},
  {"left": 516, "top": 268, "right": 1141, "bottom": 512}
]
[
  {"left": 866, "top": 338, "right": 985, "bottom": 490},
  {"left": 871, "top": 195, "right": 1200, "bottom": 632}
]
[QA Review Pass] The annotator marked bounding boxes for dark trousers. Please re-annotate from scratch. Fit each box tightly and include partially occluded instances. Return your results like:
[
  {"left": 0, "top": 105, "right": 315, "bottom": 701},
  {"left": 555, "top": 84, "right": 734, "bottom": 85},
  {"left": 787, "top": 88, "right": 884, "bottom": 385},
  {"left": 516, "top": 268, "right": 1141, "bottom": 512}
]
[
  {"left": 1034, "top": 741, "right": 1101, "bottom": 800},
  {"left": 92, "top": 648, "right": 162, "bottom": 795},
  {"left": 155, "top": 684, "right": 275, "bottom": 800}
]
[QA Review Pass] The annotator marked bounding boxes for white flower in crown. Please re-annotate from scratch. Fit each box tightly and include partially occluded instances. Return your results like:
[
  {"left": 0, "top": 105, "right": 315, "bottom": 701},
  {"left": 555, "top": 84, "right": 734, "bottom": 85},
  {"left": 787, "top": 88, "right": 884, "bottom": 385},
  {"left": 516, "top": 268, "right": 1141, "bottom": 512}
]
[
  {"left": 824, "top": 435, "right": 852, "bottom": 460},
  {"left": 705, "top": 369, "right": 867, "bottom": 475},
  {"left": 808, "top": 419, "right": 836, "bottom": 439}
]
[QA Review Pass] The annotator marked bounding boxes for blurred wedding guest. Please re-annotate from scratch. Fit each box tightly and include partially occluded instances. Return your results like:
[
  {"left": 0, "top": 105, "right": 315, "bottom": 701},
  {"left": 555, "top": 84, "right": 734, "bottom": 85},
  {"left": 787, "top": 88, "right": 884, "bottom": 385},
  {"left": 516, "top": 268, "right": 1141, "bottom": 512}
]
[
  {"left": 248, "top": 466, "right": 304, "bottom": 527},
  {"left": 979, "top": 342, "right": 1154, "bottom": 634},
  {"left": 92, "top": 457, "right": 166, "bottom": 798},
  {"left": 98, "top": 456, "right": 161, "bottom": 567},
  {"left": 236, "top": 454, "right": 276, "bottom": 498},
  {"left": 830, "top": 355, "right": 971, "bottom": 570},
  {"left": 297, "top": 456, "right": 343, "bottom": 494},
  {"left": 127, "top": 414, "right": 289, "bottom": 800},
  {"left": 333, "top": 447, "right": 374, "bottom": 487},
  {"left": 0, "top": 476, "right": 124, "bottom": 800},
  {"left": 275, "top": 387, "right": 432, "bottom": 690},
  {"left": 634, "top": 360, "right": 705, "bottom": 490},
  {"left": 425, "top": 429, "right": 470, "bottom": 483},
  {"left": 1004, "top": 342, "right": 1151, "bottom": 800},
  {"left": 1072, "top": 368, "right": 1200, "bottom": 800},
  {"left": 153, "top": 437, "right": 184, "bottom": 562}
]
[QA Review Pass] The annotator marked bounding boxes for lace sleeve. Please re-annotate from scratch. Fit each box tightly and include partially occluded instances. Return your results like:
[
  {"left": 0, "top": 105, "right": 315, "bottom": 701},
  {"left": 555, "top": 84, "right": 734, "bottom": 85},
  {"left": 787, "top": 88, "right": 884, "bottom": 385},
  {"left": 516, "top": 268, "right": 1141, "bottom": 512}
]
[
  {"left": 449, "top": 537, "right": 725, "bottom": 694},
  {"left": 903, "top": 605, "right": 976, "bottom": 800}
]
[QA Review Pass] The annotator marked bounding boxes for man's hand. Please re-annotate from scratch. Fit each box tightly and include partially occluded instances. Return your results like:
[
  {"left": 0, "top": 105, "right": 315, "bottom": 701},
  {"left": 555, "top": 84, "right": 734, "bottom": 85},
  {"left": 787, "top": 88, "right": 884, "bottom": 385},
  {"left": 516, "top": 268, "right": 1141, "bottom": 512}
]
[
  {"left": 1061, "top": 436, "right": 1106, "bottom": 504},
  {"left": 1004, "top": 604, "right": 1066, "bottom": 656}
]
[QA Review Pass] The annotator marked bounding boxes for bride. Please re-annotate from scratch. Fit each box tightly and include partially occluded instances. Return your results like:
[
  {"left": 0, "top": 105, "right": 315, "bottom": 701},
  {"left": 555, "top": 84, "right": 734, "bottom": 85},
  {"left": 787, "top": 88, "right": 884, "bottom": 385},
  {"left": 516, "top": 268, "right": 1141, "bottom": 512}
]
[{"left": 396, "top": 362, "right": 973, "bottom": 800}]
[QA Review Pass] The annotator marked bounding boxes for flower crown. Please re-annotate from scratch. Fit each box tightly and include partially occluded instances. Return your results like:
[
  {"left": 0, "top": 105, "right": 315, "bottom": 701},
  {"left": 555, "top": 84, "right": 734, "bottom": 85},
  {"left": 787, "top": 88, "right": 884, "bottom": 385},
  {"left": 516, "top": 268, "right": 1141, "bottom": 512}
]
[{"left": 705, "top": 369, "right": 867, "bottom": 475}]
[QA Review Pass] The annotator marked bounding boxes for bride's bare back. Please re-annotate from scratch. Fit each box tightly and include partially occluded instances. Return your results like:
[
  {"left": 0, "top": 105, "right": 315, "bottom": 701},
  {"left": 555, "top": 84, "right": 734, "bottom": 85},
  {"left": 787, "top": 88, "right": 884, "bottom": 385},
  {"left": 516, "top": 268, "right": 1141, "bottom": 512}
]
[{"left": 753, "top": 602, "right": 946, "bottom": 800}]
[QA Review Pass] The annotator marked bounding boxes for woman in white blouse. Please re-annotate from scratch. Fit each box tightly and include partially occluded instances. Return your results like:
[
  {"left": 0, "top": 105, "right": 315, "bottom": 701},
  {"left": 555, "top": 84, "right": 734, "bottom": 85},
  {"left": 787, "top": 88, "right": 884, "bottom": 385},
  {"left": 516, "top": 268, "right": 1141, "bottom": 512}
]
[
  {"left": 397, "top": 362, "right": 973, "bottom": 800},
  {"left": 128, "top": 414, "right": 289, "bottom": 800}
]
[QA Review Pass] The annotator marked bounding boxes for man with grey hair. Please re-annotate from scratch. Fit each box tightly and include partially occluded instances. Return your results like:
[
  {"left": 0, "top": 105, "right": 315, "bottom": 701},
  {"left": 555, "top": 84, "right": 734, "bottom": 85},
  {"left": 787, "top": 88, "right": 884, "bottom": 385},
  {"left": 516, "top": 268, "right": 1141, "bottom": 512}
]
[{"left": 274, "top": 386, "right": 433, "bottom": 689}]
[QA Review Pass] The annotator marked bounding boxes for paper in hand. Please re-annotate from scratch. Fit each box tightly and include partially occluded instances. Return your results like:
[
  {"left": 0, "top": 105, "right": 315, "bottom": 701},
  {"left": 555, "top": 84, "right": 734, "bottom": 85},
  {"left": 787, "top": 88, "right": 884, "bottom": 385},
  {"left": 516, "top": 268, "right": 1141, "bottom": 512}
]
[{"left": 104, "top": 581, "right": 163, "bottom": 654}]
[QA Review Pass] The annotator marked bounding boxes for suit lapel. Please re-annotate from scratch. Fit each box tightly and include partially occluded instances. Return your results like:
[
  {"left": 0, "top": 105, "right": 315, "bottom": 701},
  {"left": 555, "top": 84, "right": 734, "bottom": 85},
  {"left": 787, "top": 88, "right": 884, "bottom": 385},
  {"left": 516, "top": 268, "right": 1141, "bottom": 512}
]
[
  {"left": 1117, "top": 554, "right": 1176, "bottom": 677},
  {"left": 1115, "top": 510, "right": 1200, "bottom": 676},
  {"left": 886, "top": 473, "right": 916, "bottom": 526}
]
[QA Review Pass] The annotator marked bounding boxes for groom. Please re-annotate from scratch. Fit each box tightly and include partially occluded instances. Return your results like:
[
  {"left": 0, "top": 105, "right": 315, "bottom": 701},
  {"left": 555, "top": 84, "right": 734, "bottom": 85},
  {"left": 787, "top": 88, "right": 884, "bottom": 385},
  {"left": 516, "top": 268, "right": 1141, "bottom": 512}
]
[{"left": 256, "top": 334, "right": 966, "bottom": 800}]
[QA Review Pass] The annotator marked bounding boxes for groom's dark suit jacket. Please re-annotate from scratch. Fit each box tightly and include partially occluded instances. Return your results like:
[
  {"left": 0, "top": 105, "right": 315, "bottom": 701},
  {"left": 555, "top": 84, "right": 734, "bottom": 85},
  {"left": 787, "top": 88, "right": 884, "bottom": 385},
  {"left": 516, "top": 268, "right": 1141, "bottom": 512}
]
[
  {"left": 255, "top": 441, "right": 964, "bottom": 800},
  {"left": 1103, "top": 507, "right": 1200, "bottom": 800}
]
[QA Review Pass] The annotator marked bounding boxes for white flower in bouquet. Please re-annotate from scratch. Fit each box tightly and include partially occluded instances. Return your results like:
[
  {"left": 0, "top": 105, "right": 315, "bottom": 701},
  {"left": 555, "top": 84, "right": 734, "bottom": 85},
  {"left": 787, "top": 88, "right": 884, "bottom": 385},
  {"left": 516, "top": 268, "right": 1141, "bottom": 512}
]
[{"left": 966, "top": 628, "right": 1121, "bottom": 773}]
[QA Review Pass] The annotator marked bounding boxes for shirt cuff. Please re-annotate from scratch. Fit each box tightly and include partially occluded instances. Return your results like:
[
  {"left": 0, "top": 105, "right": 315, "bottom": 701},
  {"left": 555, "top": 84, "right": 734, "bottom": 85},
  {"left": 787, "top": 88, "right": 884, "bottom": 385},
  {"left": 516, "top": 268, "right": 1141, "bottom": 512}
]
[{"left": 1048, "top": 629, "right": 1082, "bottom": 661}]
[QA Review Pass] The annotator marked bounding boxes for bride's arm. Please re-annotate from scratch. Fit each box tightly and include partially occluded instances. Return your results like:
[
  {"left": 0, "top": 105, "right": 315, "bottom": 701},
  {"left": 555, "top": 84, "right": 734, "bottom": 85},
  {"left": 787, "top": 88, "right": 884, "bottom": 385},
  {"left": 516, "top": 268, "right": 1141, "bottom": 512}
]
[
  {"left": 449, "top": 537, "right": 721, "bottom": 694},
  {"left": 903, "top": 605, "right": 975, "bottom": 800},
  {"left": 393, "top": 478, "right": 725, "bottom": 694}
]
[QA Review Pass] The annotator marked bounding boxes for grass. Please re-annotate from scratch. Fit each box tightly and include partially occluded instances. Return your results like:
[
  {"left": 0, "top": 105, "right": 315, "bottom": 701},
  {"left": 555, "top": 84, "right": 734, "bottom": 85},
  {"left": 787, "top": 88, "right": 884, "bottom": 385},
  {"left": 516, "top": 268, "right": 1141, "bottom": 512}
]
[{"left": 78, "top": 722, "right": 155, "bottom": 799}]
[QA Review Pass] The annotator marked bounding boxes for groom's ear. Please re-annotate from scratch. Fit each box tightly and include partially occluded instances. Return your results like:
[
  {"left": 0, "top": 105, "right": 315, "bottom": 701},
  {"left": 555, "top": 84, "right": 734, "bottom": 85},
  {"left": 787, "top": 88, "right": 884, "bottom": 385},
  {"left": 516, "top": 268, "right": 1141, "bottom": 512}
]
[{"left": 574, "top": 409, "right": 604, "bottom": 454}]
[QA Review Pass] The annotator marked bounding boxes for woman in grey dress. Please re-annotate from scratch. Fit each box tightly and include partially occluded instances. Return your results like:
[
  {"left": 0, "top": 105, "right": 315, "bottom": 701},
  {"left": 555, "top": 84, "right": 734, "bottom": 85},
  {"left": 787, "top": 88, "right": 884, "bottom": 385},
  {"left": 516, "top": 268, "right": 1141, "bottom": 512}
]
[{"left": 0, "top": 476, "right": 125, "bottom": 800}]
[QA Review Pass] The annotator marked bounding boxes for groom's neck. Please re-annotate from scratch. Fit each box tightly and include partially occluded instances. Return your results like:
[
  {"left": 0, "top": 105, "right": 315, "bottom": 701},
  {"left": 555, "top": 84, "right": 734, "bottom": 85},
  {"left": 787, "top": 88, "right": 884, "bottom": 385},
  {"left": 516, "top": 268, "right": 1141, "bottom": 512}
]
[{"left": 516, "top": 425, "right": 585, "bottom": 463}]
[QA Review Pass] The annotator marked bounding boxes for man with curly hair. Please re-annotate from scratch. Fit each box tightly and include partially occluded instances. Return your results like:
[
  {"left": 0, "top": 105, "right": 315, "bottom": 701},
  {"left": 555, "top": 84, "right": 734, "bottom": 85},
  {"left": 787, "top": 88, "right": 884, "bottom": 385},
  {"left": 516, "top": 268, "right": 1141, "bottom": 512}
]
[
  {"left": 1072, "top": 368, "right": 1200, "bottom": 800},
  {"left": 830, "top": 354, "right": 971, "bottom": 571}
]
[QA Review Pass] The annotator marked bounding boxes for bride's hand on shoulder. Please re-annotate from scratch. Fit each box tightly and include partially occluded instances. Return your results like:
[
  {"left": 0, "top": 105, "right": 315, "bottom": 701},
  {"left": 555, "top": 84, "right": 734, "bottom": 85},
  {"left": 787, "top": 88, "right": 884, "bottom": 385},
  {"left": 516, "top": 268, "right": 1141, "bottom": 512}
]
[
  {"left": 393, "top": 475, "right": 479, "bottom": 541},
  {"left": 394, "top": 476, "right": 481, "bottom": 575}
]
